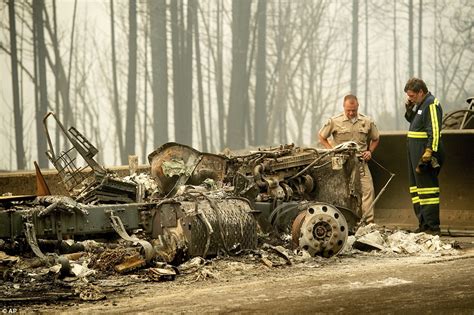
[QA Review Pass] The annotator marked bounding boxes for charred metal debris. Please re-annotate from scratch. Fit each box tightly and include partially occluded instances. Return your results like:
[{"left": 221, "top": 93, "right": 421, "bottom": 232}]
[{"left": 0, "top": 112, "right": 411, "bottom": 302}]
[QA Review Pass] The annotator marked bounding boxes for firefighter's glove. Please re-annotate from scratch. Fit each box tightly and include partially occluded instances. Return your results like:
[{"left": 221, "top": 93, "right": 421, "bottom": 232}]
[
  {"left": 421, "top": 148, "right": 433, "bottom": 163},
  {"left": 431, "top": 156, "right": 440, "bottom": 169}
]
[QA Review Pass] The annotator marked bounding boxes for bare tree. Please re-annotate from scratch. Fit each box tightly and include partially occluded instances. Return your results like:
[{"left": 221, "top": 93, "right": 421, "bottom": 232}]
[
  {"left": 181, "top": 0, "right": 194, "bottom": 146},
  {"left": 215, "top": 0, "right": 225, "bottom": 149},
  {"left": 408, "top": 0, "right": 414, "bottom": 77},
  {"left": 435, "top": 0, "right": 473, "bottom": 109},
  {"left": 149, "top": 0, "right": 168, "bottom": 148},
  {"left": 195, "top": 2, "right": 216, "bottom": 150},
  {"left": 418, "top": 0, "right": 422, "bottom": 77},
  {"left": 393, "top": 1, "right": 400, "bottom": 129},
  {"left": 65, "top": 0, "right": 77, "bottom": 132},
  {"left": 266, "top": 1, "right": 291, "bottom": 145},
  {"left": 254, "top": 0, "right": 267, "bottom": 146},
  {"left": 41, "top": 1, "right": 75, "bottom": 143},
  {"left": 350, "top": 0, "right": 359, "bottom": 95},
  {"left": 364, "top": 0, "right": 369, "bottom": 114},
  {"left": 52, "top": 0, "right": 60, "bottom": 154},
  {"left": 110, "top": 0, "right": 125, "bottom": 163},
  {"left": 171, "top": 0, "right": 194, "bottom": 146},
  {"left": 125, "top": 0, "right": 138, "bottom": 161},
  {"left": 227, "top": 0, "right": 251, "bottom": 149},
  {"left": 434, "top": 0, "right": 438, "bottom": 92},
  {"left": 311, "top": 2, "right": 351, "bottom": 138},
  {"left": 141, "top": 4, "right": 150, "bottom": 163},
  {"left": 170, "top": 0, "right": 181, "bottom": 143},
  {"left": 194, "top": 1, "right": 207, "bottom": 151},
  {"left": 8, "top": 0, "right": 26, "bottom": 169},
  {"left": 33, "top": 0, "right": 49, "bottom": 168}
]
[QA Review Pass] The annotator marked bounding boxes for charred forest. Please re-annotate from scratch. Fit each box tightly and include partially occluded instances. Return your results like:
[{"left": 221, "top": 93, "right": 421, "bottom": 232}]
[{"left": 0, "top": 0, "right": 472, "bottom": 171}]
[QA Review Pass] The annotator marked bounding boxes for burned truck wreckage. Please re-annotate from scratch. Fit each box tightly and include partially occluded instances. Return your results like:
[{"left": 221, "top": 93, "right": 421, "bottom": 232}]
[{"left": 0, "top": 112, "right": 387, "bottom": 274}]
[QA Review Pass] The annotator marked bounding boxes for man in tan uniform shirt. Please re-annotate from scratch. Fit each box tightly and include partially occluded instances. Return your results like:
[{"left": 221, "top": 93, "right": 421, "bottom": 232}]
[{"left": 318, "top": 94, "right": 380, "bottom": 223}]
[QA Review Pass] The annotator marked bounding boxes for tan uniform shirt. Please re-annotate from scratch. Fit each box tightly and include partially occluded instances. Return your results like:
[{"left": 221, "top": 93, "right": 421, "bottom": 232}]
[{"left": 319, "top": 113, "right": 379, "bottom": 151}]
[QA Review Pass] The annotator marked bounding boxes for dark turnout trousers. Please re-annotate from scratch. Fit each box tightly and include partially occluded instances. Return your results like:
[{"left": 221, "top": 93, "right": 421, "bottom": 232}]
[{"left": 407, "top": 137, "right": 444, "bottom": 230}]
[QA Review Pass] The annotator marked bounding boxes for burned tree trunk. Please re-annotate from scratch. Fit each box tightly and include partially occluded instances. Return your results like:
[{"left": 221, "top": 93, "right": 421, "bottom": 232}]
[
  {"left": 418, "top": 0, "right": 423, "bottom": 77},
  {"left": 110, "top": 0, "right": 125, "bottom": 163},
  {"left": 181, "top": 0, "right": 194, "bottom": 146},
  {"left": 364, "top": 0, "right": 369, "bottom": 114},
  {"left": 215, "top": 0, "right": 225, "bottom": 149},
  {"left": 8, "top": 0, "right": 26, "bottom": 170},
  {"left": 65, "top": 0, "right": 77, "bottom": 134},
  {"left": 149, "top": 0, "right": 168, "bottom": 148},
  {"left": 393, "top": 1, "right": 400, "bottom": 129},
  {"left": 171, "top": 0, "right": 183, "bottom": 144},
  {"left": 33, "top": 0, "right": 49, "bottom": 168},
  {"left": 52, "top": 0, "right": 60, "bottom": 154},
  {"left": 254, "top": 0, "right": 267, "bottom": 147},
  {"left": 194, "top": 2, "right": 207, "bottom": 151},
  {"left": 408, "top": 0, "right": 414, "bottom": 77},
  {"left": 350, "top": 0, "right": 359, "bottom": 95},
  {"left": 227, "top": 0, "right": 251, "bottom": 149},
  {"left": 125, "top": 0, "right": 138, "bottom": 162},
  {"left": 42, "top": 3, "right": 75, "bottom": 148}
]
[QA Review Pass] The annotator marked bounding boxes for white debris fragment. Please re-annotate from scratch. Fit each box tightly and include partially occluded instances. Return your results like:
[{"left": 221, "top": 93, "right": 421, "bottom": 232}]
[
  {"left": 280, "top": 234, "right": 292, "bottom": 242},
  {"left": 203, "top": 178, "right": 217, "bottom": 190},
  {"left": 356, "top": 231, "right": 385, "bottom": 250},
  {"left": 123, "top": 173, "right": 159, "bottom": 196},
  {"left": 178, "top": 257, "right": 206, "bottom": 274},
  {"left": 294, "top": 249, "right": 313, "bottom": 263},
  {"left": 71, "top": 262, "right": 96, "bottom": 278},
  {"left": 49, "top": 264, "right": 61, "bottom": 274},
  {"left": 341, "top": 235, "right": 356, "bottom": 254},
  {"left": 349, "top": 224, "right": 457, "bottom": 255},
  {"left": 354, "top": 223, "right": 379, "bottom": 237}
]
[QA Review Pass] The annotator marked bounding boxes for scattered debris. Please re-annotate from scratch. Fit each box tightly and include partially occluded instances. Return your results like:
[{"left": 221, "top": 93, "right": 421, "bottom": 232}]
[
  {"left": 178, "top": 257, "right": 206, "bottom": 274},
  {"left": 262, "top": 244, "right": 292, "bottom": 265},
  {"left": 76, "top": 285, "right": 106, "bottom": 301},
  {"left": 353, "top": 230, "right": 386, "bottom": 251},
  {"left": 0, "top": 115, "right": 469, "bottom": 307},
  {"left": 114, "top": 254, "right": 146, "bottom": 274},
  {"left": 91, "top": 248, "right": 135, "bottom": 273},
  {"left": 194, "top": 268, "right": 217, "bottom": 281},
  {"left": 148, "top": 267, "right": 177, "bottom": 282},
  {"left": 123, "top": 173, "right": 160, "bottom": 199},
  {"left": 348, "top": 224, "right": 457, "bottom": 255},
  {"left": 0, "top": 251, "right": 19, "bottom": 266},
  {"left": 71, "top": 262, "right": 96, "bottom": 279},
  {"left": 261, "top": 257, "right": 273, "bottom": 268}
]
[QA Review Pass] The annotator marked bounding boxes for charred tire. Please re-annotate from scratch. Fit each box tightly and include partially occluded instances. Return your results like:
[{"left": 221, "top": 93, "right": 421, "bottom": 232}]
[{"left": 442, "top": 109, "right": 474, "bottom": 129}]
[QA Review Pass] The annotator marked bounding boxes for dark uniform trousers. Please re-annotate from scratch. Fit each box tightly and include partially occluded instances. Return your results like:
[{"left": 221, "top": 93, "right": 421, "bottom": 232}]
[{"left": 407, "top": 138, "right": 444, "bottom": 230}]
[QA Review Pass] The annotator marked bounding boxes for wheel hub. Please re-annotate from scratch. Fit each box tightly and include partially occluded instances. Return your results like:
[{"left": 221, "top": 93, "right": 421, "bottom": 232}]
[{"left": 291, "top": 203, "right": 348, "bottom": 257}]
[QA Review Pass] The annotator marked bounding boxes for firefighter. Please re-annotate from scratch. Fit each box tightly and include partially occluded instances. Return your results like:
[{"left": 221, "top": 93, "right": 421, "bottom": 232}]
[
  {"left": 319, "top": 94, "right": 380, "bottom": 224},
  {"left": 404, "top": 78, "right": 444, "bottom": 236}
]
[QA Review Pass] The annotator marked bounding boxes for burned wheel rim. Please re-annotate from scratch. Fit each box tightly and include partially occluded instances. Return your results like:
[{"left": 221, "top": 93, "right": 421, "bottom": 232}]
[{"left": 291, "top": 202, "right": 348, "bottom": 257}]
